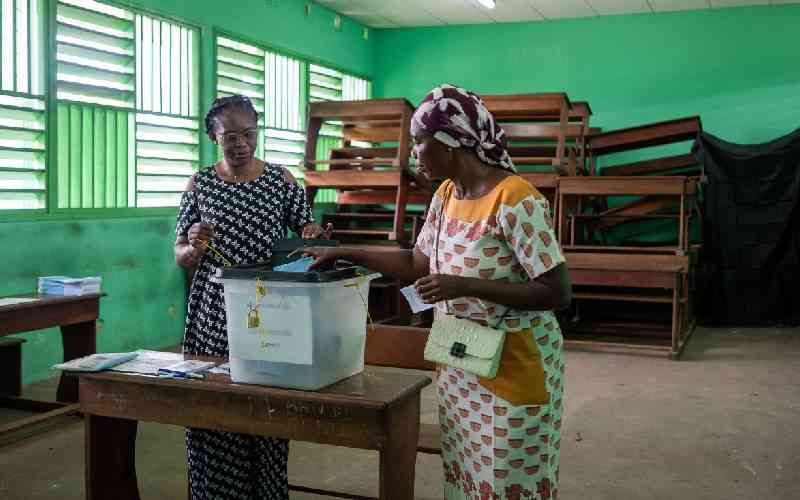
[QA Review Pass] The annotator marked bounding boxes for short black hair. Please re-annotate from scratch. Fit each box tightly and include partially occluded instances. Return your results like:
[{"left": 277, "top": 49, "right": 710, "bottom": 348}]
[{"left": 204, "top": 95, "right": 259, "bottom": 134}]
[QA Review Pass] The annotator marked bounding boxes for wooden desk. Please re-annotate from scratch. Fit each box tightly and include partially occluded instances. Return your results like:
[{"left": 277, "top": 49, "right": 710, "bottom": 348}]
[
  {"left": 556, "top": 176, "right": 694, "bottom": 255},
  {"left": 304, "top": 99, "right": 416, "bottom": 246},
  {"left": 79, "top": 363, "right": 431, "bottom": 500},
  {"left": 0, "top": 293, "right": 101, "bottom": 443},
  {"left": 563, "top": 252, "right": 695, "bottom": 358}
]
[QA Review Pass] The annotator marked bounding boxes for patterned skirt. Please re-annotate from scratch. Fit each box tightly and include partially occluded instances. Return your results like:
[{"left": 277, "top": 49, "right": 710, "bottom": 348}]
[{"left": 438, "top": 359, "right": 564, "bottom": 500}]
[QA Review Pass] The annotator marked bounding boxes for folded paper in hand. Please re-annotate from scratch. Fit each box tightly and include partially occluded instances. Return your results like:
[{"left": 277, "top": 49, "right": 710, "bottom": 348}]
[{"left": 400, "top": 285, "right": 435, "bottom": 314}]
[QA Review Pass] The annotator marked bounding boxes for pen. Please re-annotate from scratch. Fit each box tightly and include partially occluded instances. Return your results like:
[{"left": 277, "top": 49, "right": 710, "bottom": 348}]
[{"left": 157, "top": 368, "right": 206, "bottom": 380}]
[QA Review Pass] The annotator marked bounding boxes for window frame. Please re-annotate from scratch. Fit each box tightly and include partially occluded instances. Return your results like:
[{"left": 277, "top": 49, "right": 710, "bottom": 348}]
[
  {"left": 211, "top": 28, "right": 372, "bottom": 191},
  {"left": 46, "top": 0, "right": 203, "bottom": 217},
  {"left": 2, "top": 5, "right": 372, "bottom": 221},
  {"left": 0, "top": 0, "right": 49, "bottom": 216}
]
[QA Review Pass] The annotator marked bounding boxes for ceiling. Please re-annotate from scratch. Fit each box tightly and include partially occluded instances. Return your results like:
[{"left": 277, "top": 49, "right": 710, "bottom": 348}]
[{"left": 314, "top": 0, "right": 800, "bottom": 28}]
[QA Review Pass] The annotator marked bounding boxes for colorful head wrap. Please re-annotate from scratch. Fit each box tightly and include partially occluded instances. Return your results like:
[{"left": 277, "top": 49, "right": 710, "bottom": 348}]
[{"left": 410, "top": 84, "right": 516, "bottom": 173}]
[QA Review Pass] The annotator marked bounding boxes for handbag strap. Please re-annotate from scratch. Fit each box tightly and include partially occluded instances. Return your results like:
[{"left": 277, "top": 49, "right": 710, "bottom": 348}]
[
  {"left": 432, "top": 181, "right": 510, "bottom": 330},
  {"left": 433, "top": 182, "right": 451, "bottom": 314}
]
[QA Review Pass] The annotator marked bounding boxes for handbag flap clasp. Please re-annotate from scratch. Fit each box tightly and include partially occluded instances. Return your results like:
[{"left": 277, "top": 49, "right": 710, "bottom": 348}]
[{"left": 450, "top": 342, "right": 467, "bottom": 358}]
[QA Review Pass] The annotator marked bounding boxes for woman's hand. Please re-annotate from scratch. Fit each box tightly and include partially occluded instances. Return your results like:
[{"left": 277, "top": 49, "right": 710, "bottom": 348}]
[
  {"left": 301, "top": 223, "right": 333, "bottom": 239},
  {"left": 302, "top": 246, "right": 346, "bottom": 270},
  {"left": 175, "top": 222, "right": 213, "bottom": 269},
  {"left": 414, "top": 274, "right": 471, "bottom": 304},
  {"left": 187, "top": 222, "right": 214, "bottom": 252}
]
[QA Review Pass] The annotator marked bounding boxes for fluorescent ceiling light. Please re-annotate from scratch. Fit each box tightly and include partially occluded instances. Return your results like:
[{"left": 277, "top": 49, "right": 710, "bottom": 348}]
[{"left": 476, "top": 0, "right": 496, "bottom": 9}]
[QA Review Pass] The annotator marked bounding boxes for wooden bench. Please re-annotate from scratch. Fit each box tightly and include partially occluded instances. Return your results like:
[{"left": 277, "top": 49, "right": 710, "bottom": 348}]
[{"left": 562, "top": 252, "right": 695, "bottom": 358}]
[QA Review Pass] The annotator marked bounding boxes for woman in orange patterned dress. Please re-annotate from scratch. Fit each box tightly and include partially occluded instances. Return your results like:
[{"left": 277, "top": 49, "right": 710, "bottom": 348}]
[{"left": 306, "top": 84, "right": 571, "bottom": 499}]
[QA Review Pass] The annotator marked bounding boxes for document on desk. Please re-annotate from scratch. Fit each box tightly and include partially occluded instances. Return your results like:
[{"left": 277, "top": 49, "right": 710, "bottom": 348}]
[
  {"left": 110, "top": 350, "right": 186, "bottom": 376},
  {"left": 207, "top": 363, "right": 230, "bottom": 375},
  {"left": 0, "top": 297, "right": 40, "bottom": 307},
  {"left": 53, "top": 352, "right": 139, "bottom": 372}
]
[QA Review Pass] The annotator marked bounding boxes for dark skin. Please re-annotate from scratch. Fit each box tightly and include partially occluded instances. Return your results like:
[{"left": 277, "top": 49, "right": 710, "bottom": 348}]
[
  {"left": 175, "top": 107, "right": 332, "bottom": 269},
  {"left": 304, "top": 132, "right": 572, "bottom": 311}
]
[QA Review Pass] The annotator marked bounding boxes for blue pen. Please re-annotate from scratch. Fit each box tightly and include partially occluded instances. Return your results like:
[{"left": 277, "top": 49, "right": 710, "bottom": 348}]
[{"left": 158, "top": 368, "right": 205, "bottom": 380}]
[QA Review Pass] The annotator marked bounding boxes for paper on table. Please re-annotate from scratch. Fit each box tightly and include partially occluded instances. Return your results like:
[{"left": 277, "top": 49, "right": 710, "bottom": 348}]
[
  {"left": 53, "top": 352, "right": 138, "bottom": 372},
  {"left": 160, "top": 360, "right": 215, "bottom": 374},
  {"left": 207, "top": 363, "right": 230, "bottom": 375},
  {"left": 400, "top": 285, "right": 435, "bottom": 314},
  {"left": 0, "top": 297, "right": 40, "bottom": 307},
  {"left": 110, "top": 350, "right": 185, "bottom": 375}
]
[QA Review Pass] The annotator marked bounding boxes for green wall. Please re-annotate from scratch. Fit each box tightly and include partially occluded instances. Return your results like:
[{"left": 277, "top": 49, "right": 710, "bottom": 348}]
[
  {"left": 4, "top": 0, "right": 374, "bottom": 385},
  {"left": 3, "top": 217, "right": 186, "bottom": 385},
  {"left": 373, "top": 5, "right": 800, "bottom": 145}
]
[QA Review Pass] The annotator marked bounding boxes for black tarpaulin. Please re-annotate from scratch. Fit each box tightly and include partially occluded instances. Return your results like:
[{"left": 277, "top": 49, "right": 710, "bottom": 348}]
[{"left": 696, "top": 129, "right": 800, "bottom": 326}]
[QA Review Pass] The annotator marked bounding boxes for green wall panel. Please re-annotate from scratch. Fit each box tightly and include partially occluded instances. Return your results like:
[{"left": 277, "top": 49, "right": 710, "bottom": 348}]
[
  {"left": 373, "top": 6, "right": 800, "bottom": 146},
  {"left": 2, "top": 217, "right": 185, "bottom": 384}
]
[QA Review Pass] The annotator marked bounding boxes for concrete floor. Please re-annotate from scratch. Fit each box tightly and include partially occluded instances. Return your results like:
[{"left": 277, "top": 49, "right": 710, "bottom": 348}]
[{"left": 1, "top": 326, "right": 798, "bottom": 500}]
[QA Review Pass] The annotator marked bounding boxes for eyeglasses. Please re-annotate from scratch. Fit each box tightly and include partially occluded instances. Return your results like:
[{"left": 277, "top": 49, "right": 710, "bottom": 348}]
[{"left": 216, "top": 129, "right": 259, "bottom": 146}]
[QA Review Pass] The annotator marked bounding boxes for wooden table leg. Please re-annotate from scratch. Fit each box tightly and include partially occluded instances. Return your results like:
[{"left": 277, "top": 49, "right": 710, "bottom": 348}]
[
  {"left": 379, "top": 395, "right": 421, "bottom": 500},
  {"left": 670, "top": 277, "right": 680, "bottom": 357},
  {"left": 85, "top": 414, "right": 140, "bottom": 500},
  {"left": 0, "top": 338, "right": 25, "bottom": 397},
  {"left": 58, "top": 321, "right": 97, "bottom": 403}
]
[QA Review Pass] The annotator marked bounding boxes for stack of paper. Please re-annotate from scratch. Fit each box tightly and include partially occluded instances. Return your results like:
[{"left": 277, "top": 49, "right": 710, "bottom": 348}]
[
  {"left": 53, "top": 352, "right": 138, "bottom": 372},
  {"left": 53, "top": 350, "right": 220, "bottom": 378},
  {"left": 38, "top": 276, "right": 102, "bottom": 296}
]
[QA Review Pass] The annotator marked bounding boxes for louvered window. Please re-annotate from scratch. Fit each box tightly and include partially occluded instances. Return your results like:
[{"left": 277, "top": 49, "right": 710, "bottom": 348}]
[
  {"left": 216, "top": 36, "right": 265, "bottom": 159},
  {"left": 53, "top": 0, "right": 199, "bottom": 209},
  {"left": 0, "top": 0, "right": 46, "bottom": 210}
]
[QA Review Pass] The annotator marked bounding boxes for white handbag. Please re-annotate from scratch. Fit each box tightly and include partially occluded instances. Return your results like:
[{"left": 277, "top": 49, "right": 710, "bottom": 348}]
[{"left": 422, "top": 183, "right": 508, "bottom": 379}]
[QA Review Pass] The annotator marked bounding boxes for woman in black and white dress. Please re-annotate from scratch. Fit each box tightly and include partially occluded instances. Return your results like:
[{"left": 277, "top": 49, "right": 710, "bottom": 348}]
[{"left": 174, "top": 95, "right": 329, "bottom": 499}]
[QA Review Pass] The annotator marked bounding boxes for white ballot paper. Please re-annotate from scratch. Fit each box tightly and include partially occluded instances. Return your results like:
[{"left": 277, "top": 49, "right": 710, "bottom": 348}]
[{"left": 400, "top": 285, "right": 435, "bottom": 314}]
